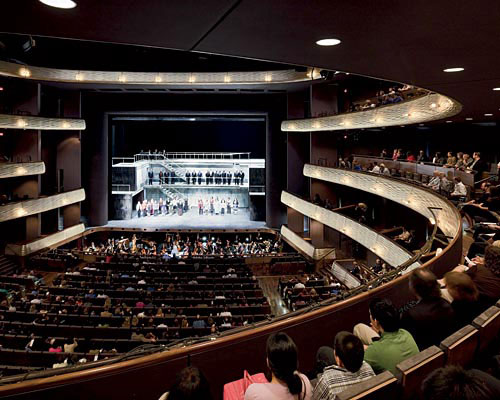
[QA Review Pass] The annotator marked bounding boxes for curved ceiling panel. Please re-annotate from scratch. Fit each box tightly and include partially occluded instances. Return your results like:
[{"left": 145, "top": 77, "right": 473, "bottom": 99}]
[
  {"left": 281, "top": 191, "right": 420, "bottom": 270},
  {"left": 282, "top": 93, "right": 462, "bottom": 132},
  {"left": 0, "top": 61, "right": 319, "bottom": 85},
  {"left": 0, "top": 114, "right": 86, "bottom": 131},
  {"left": 303, "top": 164, "right": 460, "bottom": 239}
]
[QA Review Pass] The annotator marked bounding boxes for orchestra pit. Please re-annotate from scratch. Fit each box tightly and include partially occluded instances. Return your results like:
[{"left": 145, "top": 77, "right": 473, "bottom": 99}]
[{"left": 1, "top": 2, "right": 500, "bottom": 399}]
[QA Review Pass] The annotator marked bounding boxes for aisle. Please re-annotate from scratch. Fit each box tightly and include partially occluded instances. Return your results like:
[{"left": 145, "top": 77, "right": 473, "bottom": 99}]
[{"left": 257, "top": 276, "right": 289, "bottom": 316}]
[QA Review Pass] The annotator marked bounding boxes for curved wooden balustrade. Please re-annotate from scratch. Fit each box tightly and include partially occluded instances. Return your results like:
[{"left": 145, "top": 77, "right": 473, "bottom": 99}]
[{"left": 0, "top": 185, "right": 462, "bottom": 399}]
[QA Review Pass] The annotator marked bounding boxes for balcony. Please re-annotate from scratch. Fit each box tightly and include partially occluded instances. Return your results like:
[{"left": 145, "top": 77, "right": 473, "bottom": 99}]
[{"left": 0, "top": 162, "right": 45, "bottom": 179}]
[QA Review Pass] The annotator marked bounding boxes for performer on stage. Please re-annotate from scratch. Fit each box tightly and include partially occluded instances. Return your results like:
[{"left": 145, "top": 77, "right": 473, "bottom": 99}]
[
  {"left": 186, "top": 170, "right": 191, "bottom": 184},
  {"left": 165, "top": 170, "right": 170, "bottom": 185},
  {"left": 227, "top": 197, "right": 231, "bottom": 214},
  {"left": 197, "top": 171, "right": 202, "bottom": 185},
  {"left": 227, "top": 171, "right": 232, "bottom": 185},
  {"left": 148, "top": 169, "right": 154, "bottom": 185},
  {"left": 192, "top": 170, "right": 196, "bottom": 185},
  {"left": 198, "top": 198, "right": 203, "bottom": 215},
  {"left": 240, "top": 170, "right": 245, "bottom": 185},
  {"left": 159, "top": 170, "right": 163, "bottom": 185},
  {"left": 136, "top": 201, "right": 141, "bottom": 218},
  {"left": 205, "top": 170, "right": 210, "bottom": 185},
  {"left": 222, "top": 171, "right": 227, "bottom": 185},
  {"left": 233, "top": 198, "right": 239, "bottom": 214},
  {"left": 234, "top": 171, "right": 239, "bottom": 185}
]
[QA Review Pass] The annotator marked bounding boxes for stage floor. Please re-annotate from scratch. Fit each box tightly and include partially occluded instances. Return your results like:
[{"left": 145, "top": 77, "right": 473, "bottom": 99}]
[{"left": 105, "top": 208, "right": 266, "bottom": 230}]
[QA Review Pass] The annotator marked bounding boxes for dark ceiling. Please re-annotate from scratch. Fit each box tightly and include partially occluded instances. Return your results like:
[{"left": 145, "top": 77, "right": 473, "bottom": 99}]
[{"left": 1, "top": 0, "right": 500, "bottom": 120}]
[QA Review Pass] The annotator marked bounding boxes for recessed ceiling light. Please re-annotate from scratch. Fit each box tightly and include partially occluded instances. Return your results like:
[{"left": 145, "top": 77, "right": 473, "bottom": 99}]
[
  {"left": 446, "top": 120, "right": 453, "bottom": 123},
  {"left": 466, "top": 117, "right": 473, "bottom": 121},
  {"left": 484, "top": 113, "right": 493, "bottom": 116},
  {"left": 316, "top": 38, "right": 341, "bottom": 46},
  {"left": 39, "top": 0, "right": 77, "bottom": 8},
  {"left": 0, "top": 87, "right": 3, "bottom": 91},
  {"left": 443, "top": 67, "right": 464, "bottom": 72},
  {"left": 493, "top": 87, "right": 500, "bottom": 91}
]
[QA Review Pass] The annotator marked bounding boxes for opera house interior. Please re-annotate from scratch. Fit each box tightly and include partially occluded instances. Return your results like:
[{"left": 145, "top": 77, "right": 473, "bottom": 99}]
[{"left": 1, "top": 1, "right": 500, "bottom": 399}]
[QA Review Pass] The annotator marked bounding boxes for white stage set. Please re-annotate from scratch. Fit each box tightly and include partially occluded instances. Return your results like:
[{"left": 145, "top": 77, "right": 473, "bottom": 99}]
[{"left": 110, "top": 152, "right": 266, "bottom": 229}]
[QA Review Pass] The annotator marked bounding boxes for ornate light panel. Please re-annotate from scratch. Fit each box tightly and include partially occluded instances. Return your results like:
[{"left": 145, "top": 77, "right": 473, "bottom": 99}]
[
  {"left": 5, "top": 223, "right": 85, "bottom": 256},
  {"left": 281, "top": 93, "right": 462, "bottom": 131},
  {"left": 0, "top": 188, "right": 85, "bottom": 223},
  {"left": 304, "top": 164, "right": 460, "bottom": 239},
  {"left": 0, "top": 114, "right": 86, "bottom": 131},
  {"left": 0, "top": 162, "right": 45, "bottom": 179},
  {"left": 281, "top": 191, "right": 421, "bottom": 269},
  {"left": 0, "top": 60, "right": 320, "bottom": 85}
]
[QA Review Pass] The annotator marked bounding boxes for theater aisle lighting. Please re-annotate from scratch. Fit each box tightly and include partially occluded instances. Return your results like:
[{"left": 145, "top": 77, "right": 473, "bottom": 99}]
[
  {"left": 316, "top": 38, "right": 342, "bottom": 46},
  {"left": 484, "top": 113, "right": 493, "bottom": 116},
  {"left": 443, "top": 67, "right": 464, "bottom": 72},
  {"left": 39, "top": 0, "right": 77, "bottom": 9},
  {"left": 493, "top": 87, "right": 500, "bottom": 91},
  {"left": 446, "top": 120, "right": 453, "bottom": 123}
]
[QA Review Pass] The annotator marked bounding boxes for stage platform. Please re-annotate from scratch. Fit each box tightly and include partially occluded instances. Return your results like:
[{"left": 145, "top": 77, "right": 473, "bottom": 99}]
[{"left": 105, "top": 208, "right": 266, "bottom": 230}]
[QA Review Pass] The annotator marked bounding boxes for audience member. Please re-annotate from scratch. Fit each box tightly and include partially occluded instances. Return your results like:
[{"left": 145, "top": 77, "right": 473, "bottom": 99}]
[
  {"left": 312, "top": 332, "right": 374, "bottom": 399},
  {"left": 160, "top": 366, "right": 213, "bottom": 400},
  {"left": 400, "top": 269, "right": 456, "bottom": 350},
  {"left": 244, "top": 332, "right": 312, "bottom": 400},
  {"left": 444, "top": 272, "right": 484, "bottom": 328},
  {"left": 354, "top": 298, "right": 419, "bottom": 375},
  {"left": 422, "top": 365, "right": 500, "bottom": 399}
]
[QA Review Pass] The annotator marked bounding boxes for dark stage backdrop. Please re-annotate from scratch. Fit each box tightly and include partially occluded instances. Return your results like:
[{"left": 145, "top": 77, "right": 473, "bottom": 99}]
[{"left": 111, "top": 118, "right": 266, "bottom": 159}]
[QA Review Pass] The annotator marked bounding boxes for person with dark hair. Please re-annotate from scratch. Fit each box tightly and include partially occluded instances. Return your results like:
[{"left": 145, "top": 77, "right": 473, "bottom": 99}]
[
  {"left": 444, "top": 272, "right": 484, "bottom": 328},
  {"left": 422, "top": 365, "right": 500, "bottom": 399},
  {"left": 450, "top": 244, "right": 500, "bottom": 307},
  {"left": 244, "top": 332, "right": 312, "bottom": 400},
  {"left": 312, "top": 332, "right": 374, "bottom": 399},
  {"left": 159, "top": 366, "right": 213, "bottom": 400},
  {"left": 400, "top": 269, "right": 456, "bottom": 350},
  {"left": 354, "top": 298, "right": 418, "bottom": 375}
]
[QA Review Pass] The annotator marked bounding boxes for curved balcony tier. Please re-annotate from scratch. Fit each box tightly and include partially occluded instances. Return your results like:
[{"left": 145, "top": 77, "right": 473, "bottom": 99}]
[
  {"left": 0, "top": 114, "right": 86, "bottom": 131},
  {"left": 0, "top": 189, "right": 85, "bottom": 223},
  {"left": 281, "top": 93, "right": 462, "bottom": 131},
  {"left": 0, "top": 162, "right": 45, "bottom": 179},
  {"left": 281, "top": 191, "right": 421, "bottom": 270},
  {"left": 304, "top": 164, "right": 460, "bottom": 239}
]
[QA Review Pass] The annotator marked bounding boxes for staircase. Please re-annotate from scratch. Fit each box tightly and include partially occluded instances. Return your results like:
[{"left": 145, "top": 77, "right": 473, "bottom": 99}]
[
  {"left": 160, "top": 185, "right": 186, "bottom": 203},
  {"left": 0, "top": 255, "right": 18, "bottom": 276}
]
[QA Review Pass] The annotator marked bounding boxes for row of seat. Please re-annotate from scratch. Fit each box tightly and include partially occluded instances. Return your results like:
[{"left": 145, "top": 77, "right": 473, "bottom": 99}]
[{"left": 336, "top": 303, "right": 500, "bottom": 399}]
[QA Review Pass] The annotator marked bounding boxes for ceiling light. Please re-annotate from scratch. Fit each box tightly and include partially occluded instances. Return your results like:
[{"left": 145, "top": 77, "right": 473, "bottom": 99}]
[
  {"left": 484, "top": 113, "right": 493, "bottom": 116},
  {"left": 155, "top": 75, "right": 163, "bottom": 83},
  {"left": 443, "top": 67, "right": 464, "bottom": 72},
  {"left": 118, "top": 74, "right": 127, "bottom": 83},
  {"left": 224, "top": 75, "right": 231, "bottom": 83},
  {"left": 466, "top": 117, "right": 473, "bottom": 121},
  {"left": 446, "top": 120, "right": 453, "bottom": 123},
  {"left": 75, "top": 72, "right": 84, "bottom": 81},
  {"left": 19, "top": 68, "right": 31, "bottom": 78},
  {"left": 493, "top": 88, "right": 500, "bottom": 91},
  {"left": 39, "top": 0, "right": 77, "bottom": 9},
  {"left": 264, "top": 74, "right": 272, "bottom": 82},
  {"left": 0, "top": 132, "right": 4, "bottom": 136},
  {"left": 189, "top": 75, "right": 196, "bottom": 83},
  {"left": 316, "top": 38, "right": 341, "bottom": 46},
  {"left": 0, "top": 87, "right": 3, "bottom": 91},
  {"left": 430, "top": 103, "right": 437, "bottom": 108}
]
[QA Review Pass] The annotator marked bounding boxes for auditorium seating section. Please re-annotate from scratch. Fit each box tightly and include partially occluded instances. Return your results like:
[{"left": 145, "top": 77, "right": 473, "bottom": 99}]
[{"left": 0, "top": 255, "right": 274, "bottom": 375}]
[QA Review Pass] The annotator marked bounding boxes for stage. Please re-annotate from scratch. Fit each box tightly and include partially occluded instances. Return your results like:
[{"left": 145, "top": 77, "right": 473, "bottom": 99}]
[{"left": 105, "top": 208, "right": 266, "bottom": 230}]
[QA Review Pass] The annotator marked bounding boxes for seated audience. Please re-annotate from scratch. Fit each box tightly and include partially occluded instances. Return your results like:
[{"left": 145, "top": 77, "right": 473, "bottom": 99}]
[
  {"left": 450, "top": 177, "right": 467, "bottom": 198},
  {"left": 422, "top": 365, "right": 500, "bottom": 399},
  {"left": 159, "top": 366, "right": 213, "bottom": 400},
  {"left": 244, "top": 332, "right": 312, "bottom": 400},
  {"left": 312, "top": 332, "right": 374, "bottom": 399},
  {"left": 354, "top": 298, "right": 419, "bottom": 375},
  {"left": 443, "top": 272, "right": 484, "bottom": 328},
  {"left": 400, "top": 269, "right": 456, "bottom": 350}
]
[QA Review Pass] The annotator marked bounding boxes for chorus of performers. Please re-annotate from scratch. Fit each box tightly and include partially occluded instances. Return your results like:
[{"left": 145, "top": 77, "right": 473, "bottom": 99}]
[
  {"left": 149, "top": 169, "right": 245, "bottom": 186},
  {"left": 135, "top": 197, "right": 240, "bottom": 218},
  {"left": 82, "top": 232, "right": 284, "bottom": 257}
]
